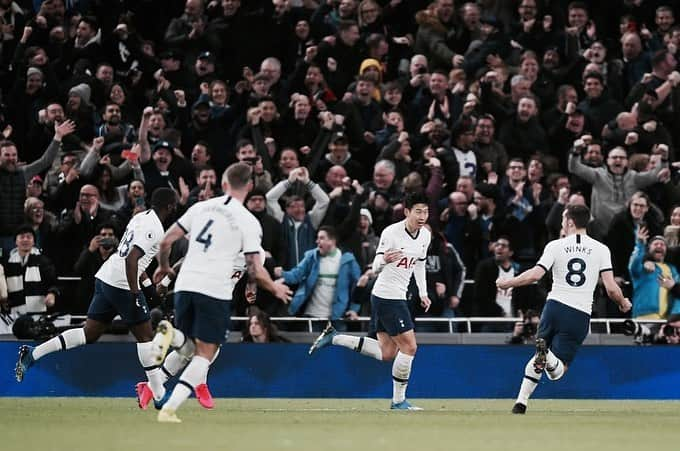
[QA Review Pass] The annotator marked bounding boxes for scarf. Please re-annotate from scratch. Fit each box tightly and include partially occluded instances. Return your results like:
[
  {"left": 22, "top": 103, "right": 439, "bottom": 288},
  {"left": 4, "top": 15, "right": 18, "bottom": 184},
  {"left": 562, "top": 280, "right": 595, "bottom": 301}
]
[{"left": 5, "top": 247, "right": 47, "bottom": 313}]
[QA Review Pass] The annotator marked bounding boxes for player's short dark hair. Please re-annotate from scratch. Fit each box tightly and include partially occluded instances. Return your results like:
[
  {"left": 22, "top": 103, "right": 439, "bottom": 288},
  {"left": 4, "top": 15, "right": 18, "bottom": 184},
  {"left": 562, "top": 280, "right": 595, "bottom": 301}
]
[
  {"left": 225, "top": 162, "right": 253, "bottom": 190},
  {"left": 151, "top": 187, "right": 177, "bottom": 209},
  {"left": 565, "top": 204, "right": 590, "bottom": 228},
  {"left": 318, "top": 225, "right": 337, "bottom": 241},
  {"left": 404, "top": 192, "right": 429, "bottom": 209}
]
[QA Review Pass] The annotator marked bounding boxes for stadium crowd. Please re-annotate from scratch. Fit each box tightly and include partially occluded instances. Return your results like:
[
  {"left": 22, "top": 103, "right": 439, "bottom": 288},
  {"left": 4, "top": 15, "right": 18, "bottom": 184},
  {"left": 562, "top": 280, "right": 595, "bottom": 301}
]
[{"left": 2, "top": 0, "right": 680, "bottom": 335}]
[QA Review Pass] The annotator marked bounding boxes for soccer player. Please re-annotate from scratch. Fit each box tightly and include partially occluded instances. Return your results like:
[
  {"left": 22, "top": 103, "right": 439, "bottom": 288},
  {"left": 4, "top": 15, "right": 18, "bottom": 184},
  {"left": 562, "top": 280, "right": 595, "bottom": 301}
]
[
  {"left": 135, "top": 246, "right": 287, "bottom": 410},
  {"left": 15, "top": 188, "right": 179, "bottom": 407},
  {"left": 151, "top": 162, "right": 290, "bottom": 423},
  {"left": 308, "top": 192, "right": 432, "bottom": 410},
  {"left": 496, "top": 204, "right": 632, "bottom": 414}
]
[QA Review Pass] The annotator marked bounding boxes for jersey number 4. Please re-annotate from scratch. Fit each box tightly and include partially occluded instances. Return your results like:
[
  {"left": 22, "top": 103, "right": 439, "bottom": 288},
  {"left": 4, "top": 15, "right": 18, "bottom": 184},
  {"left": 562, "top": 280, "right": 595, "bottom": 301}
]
[
  {"left": 196, "top": 219, "right": 214, "bottom": 252},
  {"left": 565, "top": 257, "right": 586, "bottom": 287}
]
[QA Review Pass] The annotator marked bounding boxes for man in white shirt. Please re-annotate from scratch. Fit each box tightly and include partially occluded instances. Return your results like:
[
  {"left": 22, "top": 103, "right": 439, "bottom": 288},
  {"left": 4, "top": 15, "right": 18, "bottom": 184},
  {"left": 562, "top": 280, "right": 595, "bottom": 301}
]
[
  {"left": 309, "top": 192, "right": 432, "bottom": 410},
  {"left": 497, "top": 204, "right": 632, "bottom": 414},
  {"left": 151, "top": 162, "right": 290, "bottom": 423}
]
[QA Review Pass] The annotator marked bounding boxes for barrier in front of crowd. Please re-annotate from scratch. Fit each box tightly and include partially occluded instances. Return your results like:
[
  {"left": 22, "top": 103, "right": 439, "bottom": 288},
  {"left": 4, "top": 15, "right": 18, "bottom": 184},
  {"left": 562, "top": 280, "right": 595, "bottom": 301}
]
[{"left": 1, "top": 341, "right": 678, "bottom": 399}]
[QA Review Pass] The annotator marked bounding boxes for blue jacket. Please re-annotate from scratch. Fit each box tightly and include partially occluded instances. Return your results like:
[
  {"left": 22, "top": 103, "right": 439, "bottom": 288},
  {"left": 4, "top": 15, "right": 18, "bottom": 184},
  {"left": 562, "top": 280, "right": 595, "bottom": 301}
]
[
  {"left": 629, "top": 241, "right": 680, "bottom": 318},
  {"left": 283, "top": 248, "right": 361, "bottom": 320}
]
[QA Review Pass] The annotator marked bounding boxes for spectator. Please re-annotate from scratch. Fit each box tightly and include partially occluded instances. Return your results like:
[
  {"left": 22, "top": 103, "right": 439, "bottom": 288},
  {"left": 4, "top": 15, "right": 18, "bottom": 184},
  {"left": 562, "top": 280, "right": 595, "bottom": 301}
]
[
  {"left": 577, "top": 71, "right": 622, "bottom": 139},
  {"left": 472, "top": 236, "right": 520, "bottom": 330},
  {"left": 498, "top": 94, "right": 547, "bottom": 161},
  {"left": 56, "top": 184, "right": 116, "bottom": 275},
  {"left": 568, "top": 138, "right": 666, "bottom": 236},
  {"left": 474, "top": 114, "right": 508, "bottom": 180},
  {"left": 71, "top": 223, "right": 118, "bottom": 314},
  {"left": 241, "top": 310, "right": 289, "bottom": 343},
  {"left": 629, "top": 229, "right": 680, "bottom": 320},
  {"left": 266, "top": 167, "right": 330, "bottom": 269},
  {"left": 2, "top": 224, "right": 59, "bottom": 316},
  {"left": 0, "top": 121, "right": 74, "bottom": 254},
  {"left": 23, "top": 197, "right": 57, "bottom": 257},
  {"left": 245, "top": 188, "right": 281, "bottom": 261},
  {"left": 276, "top": 226, "right": 361, "bottom": 331},
  {"left": 607, "top": 191, "right": 664, "bottom": 284},
  {"left": 408, "top": 224, "right": 465, "bottom": 330}
]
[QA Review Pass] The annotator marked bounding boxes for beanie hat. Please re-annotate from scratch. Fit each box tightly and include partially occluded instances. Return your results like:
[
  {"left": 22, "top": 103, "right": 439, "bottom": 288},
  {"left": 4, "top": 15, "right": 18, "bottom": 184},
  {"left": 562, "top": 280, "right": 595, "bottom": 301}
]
[
  {"left": 69, "top": 83, "right": 92, "bottom": 105},
  {"left": 360, "top": 208, "right": 373, "bottom": 226},
  {"left": 27, "top": 67, "right": 44, "bottom": 79}
]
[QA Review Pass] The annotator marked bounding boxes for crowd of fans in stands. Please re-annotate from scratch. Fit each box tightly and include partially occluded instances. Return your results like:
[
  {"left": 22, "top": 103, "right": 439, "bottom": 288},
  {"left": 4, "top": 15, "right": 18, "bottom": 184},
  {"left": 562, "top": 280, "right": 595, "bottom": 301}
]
[{"left": 3, "top": 0, "right": 680, "bottom": 334}]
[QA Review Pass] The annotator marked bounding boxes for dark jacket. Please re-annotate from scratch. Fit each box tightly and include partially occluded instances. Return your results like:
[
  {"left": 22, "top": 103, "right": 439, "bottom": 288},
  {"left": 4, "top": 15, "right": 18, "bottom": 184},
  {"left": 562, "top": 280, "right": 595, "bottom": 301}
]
[
  {"left": 0, "top": 139, "right": 61, "bottom": 236},
  {"left": 473, "top": 257, "right": 521, "bottom": 317}
]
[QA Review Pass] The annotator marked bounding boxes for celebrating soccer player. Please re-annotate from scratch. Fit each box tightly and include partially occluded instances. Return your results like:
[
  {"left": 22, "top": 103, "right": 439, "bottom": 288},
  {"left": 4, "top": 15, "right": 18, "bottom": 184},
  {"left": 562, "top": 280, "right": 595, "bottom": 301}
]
[
  {"left": 496, "top": 204, "right": 632, "bottom": 414},
  {"left": 309, "top": 192, "right": 432, "bottom": 410}
]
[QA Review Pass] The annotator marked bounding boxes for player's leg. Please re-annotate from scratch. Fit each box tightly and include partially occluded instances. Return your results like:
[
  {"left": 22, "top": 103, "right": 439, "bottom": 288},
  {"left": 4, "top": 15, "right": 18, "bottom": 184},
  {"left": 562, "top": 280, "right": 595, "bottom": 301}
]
[
  {"left": 129, "top": 319, "right": 168, "bottom": 406},
  {"left": 512, "top": 301, "right": 557, "bottom": 414},
  {"left": 159, "top": 294, "right": 227, "bottom": 422},
  {"left": 544, "top": 306, "right": 589, "bottom": 381},
  {"left": 389, "top": 329, "right": 420, "bottom": 410},
  {"left": 309, "top": 295, "right": 384, "bottom": 359},
  {"left": 15, "top": 281, "right": 115, "bottom": 382}
]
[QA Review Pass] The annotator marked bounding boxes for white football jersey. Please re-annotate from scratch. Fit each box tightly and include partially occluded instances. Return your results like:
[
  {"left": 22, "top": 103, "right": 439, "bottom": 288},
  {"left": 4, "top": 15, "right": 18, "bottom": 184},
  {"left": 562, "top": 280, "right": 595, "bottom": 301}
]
[
  {"left": 372, "top": 220, "right": 431, "bottom": 300},
  {"left": 174, "top": 195, "right": 262, "bottom": 300},
  {"left": 537, "top": 233, "right": 613, "bottom": 314},
  {"left": 230, "top": 247, "right": 267, "bottom": 283},
  {"left": 96, "top": 209, "right": 164, "bottom": 290}
]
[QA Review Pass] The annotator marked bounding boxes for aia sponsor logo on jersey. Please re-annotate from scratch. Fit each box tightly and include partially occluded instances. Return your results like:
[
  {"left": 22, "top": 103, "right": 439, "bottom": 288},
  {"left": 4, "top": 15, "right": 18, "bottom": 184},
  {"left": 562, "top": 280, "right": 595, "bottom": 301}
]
[{"left": 396, "top": 257, "right": 417, "bottom": 269}]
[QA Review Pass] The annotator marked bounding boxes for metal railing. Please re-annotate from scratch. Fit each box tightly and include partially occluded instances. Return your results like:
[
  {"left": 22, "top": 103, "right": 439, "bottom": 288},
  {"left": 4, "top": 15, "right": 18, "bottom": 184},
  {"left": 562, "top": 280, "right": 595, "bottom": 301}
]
[{"left": 57, "top": 277, "right": 662, "bottom": 335}]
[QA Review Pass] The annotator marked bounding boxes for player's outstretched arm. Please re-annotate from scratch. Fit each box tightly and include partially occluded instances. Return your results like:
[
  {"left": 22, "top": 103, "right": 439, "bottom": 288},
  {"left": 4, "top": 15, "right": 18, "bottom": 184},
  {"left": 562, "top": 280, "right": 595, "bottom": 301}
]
[
  {"left": 496, "top": 265, "right": 546, "bottom": 290},
  {"left": 600, "top": 270, "right": 632, "bottom": 313},
  {"left": 246, "top": 253, "right": 293, "bottom": 303},
  {"left": 154, "top": 224, "right": 186, "bottom": 284}
]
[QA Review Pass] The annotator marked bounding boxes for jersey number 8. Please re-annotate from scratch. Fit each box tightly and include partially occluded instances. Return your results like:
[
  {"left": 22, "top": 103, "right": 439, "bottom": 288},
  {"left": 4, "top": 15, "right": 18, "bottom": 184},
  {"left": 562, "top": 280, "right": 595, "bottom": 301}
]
[{"left": 565, "top": 257, "right": 586, "bottom": 287}]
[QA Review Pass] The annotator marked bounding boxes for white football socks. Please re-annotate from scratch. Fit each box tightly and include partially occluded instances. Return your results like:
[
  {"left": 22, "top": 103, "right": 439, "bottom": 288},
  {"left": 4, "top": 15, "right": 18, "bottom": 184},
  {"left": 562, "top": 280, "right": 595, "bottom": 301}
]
[
  {"left": 137, "top": 341, "right": 166, "bottom": 400},
  {"left": 545, "top": 350, "right": 565, "bottom": 380},
  {"left": 391, "top": 351, "right": 414, "bottom": 403},
  {"left": 332, "top": 335, "right": 383, "bottom": 360},
  {"left": 516, "top": 356, "right": 542, "bottom": 405},
  {"left": 163, "top": 355, "right": 211, "bottom": 412},
  {"left": 32, "top": 328, "right": 86, "bottom": 361}
]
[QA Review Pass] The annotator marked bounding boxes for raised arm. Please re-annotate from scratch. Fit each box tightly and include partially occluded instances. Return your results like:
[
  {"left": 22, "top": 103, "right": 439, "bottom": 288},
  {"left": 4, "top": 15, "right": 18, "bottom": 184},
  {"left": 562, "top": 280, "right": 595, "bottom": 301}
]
[{"left": 23, "top": 121, "right": 76, "bottom": 178}]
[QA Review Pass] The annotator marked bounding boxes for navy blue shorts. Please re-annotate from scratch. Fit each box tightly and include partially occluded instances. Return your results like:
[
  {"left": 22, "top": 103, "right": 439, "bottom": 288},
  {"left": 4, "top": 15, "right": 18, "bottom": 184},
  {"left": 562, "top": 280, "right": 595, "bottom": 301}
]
[
  {"left": 369, "top": 295, "right": 414, "bottom": 336},
  {"left": 174, "top": 291, "right": 231, "bottom": 345},
  {"left": 87, "top": 279, "right": 150, "bottom": 325},
  {"left": 537, "top": 299, "right": 590, "bottom": 365}
]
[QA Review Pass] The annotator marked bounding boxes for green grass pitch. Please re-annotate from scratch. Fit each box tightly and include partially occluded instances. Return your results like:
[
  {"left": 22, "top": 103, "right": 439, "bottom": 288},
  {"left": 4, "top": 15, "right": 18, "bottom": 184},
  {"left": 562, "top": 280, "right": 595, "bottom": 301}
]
[{"left": 1, "top": 398, "right": 678, "bottom": 451}]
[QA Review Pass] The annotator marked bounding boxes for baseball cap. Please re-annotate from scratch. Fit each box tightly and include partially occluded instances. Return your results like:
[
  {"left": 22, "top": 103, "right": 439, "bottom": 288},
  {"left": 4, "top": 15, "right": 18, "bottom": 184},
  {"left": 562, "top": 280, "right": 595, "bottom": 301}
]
[
  {"left": 30, "top": 175, "right": 43, "bottom": 185},
  {"left": 331, "top": 131, "right": 348, "bottom": 144},
  {"left": 197, "top": 51, "right": 215, "bottom": 63},
  {"left": 152, "top": 140, "right": 173, "bottom": 153}
]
